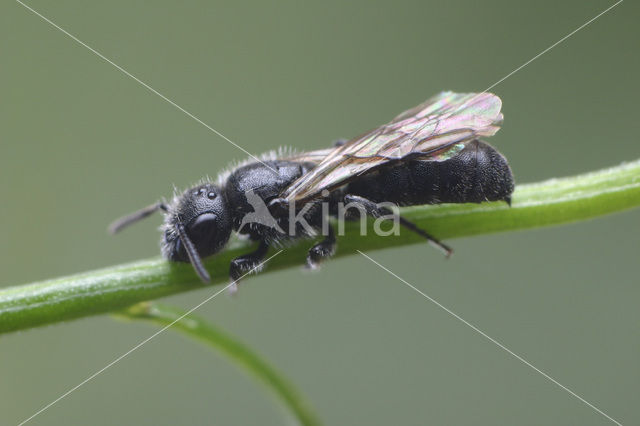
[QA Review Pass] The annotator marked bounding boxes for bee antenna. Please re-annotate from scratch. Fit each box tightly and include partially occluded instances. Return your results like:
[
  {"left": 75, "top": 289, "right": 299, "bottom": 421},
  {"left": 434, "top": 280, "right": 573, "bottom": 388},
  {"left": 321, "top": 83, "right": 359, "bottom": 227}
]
[
  {"left": 108, "top": 202, "right": 168, "bottom": 234},
  {"left": 175, "top": 222, "right": 211, "bottom": 283}
]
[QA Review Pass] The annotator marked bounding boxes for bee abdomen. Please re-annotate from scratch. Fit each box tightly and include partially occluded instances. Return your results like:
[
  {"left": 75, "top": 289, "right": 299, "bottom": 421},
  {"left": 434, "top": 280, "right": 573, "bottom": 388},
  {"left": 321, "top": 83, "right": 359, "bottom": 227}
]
[
  {"left": 432, "top": 139, "right": 514, "bottom": 204},
  {"left": 345, "top": 139, "right": 514, "bottom": 206}
]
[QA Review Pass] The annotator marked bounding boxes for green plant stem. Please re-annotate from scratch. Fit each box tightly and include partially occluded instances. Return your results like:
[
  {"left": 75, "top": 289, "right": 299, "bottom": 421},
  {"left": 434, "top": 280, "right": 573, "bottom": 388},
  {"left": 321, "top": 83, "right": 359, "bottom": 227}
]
[
  {"left": 1, "top": 160, "right": 639, "bottom": 334},
  {"left": 115, "top": 302, "right": 320, "bottom": 426}
]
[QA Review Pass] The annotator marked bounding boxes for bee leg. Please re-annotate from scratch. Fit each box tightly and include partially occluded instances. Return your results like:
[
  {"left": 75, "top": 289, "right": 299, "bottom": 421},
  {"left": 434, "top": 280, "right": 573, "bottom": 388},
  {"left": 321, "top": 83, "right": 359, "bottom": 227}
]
[
  {"left": 306, "top": 224, "right": 336, "bottom": 269},
  {"left": 229, "top": 240, "right": 270, "bottom": 286},
  {"left": 343, "top": 194, "right": 453, "bottom": 258}
]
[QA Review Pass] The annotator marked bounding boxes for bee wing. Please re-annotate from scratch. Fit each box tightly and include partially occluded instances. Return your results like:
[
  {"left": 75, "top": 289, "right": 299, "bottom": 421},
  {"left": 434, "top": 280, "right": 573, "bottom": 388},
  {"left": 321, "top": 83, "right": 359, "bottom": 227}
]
[
  {"left": 281, "top": 92, "right": 504, "bottom": 203},
  {"left": 281, "top": 148, "right": 334, "bottom": 164}
]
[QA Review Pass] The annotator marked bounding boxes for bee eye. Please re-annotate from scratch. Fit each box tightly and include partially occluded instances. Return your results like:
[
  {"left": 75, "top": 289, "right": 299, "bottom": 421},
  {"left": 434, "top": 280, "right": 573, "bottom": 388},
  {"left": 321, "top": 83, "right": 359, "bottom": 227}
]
[
  {"left": 207, "top": 191, "right": 216, "bottom": 200},
  {"left": 190, "top": 213, "right": 218, "bottom": 232}
]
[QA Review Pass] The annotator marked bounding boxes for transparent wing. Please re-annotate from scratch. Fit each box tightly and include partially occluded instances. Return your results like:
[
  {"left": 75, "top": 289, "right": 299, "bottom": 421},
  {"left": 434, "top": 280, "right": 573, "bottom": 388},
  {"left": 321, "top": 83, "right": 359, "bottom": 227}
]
[
  {"left": 281, "top": 148, "right": 334, "bottom": 164},
  {"left": 281, "top": 92, "right": 504, "bottom": 203}
]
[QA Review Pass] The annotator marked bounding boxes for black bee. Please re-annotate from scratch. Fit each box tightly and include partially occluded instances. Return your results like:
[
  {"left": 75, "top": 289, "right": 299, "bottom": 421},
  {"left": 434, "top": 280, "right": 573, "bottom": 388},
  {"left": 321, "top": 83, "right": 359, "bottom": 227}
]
[{"left": 110, "top": 92, "right": 514, "bottom": 283}]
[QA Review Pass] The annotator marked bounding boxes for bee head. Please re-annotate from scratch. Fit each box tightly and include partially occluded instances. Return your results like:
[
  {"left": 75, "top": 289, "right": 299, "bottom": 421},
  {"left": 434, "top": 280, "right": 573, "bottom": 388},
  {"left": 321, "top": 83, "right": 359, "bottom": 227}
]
[
  {"left": 161, "top": 183, "right": 232, "bottom": 280},
  {"left": 109, "top": 183, "right": 232, "bottom": 282}
]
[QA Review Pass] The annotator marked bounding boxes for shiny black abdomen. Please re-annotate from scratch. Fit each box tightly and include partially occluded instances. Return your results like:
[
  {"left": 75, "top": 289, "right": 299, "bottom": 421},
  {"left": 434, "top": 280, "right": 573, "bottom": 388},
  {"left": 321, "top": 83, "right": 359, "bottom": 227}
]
[{"left": 345, "top": 139, "right": 514, "bottom": 205}]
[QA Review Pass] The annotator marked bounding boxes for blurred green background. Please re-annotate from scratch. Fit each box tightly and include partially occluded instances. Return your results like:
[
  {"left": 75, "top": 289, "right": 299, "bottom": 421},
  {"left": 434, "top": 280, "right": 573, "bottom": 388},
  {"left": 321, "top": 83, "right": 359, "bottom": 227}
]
[{"left": 1, "top": 0, "right": 638, "bottom": 424}]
